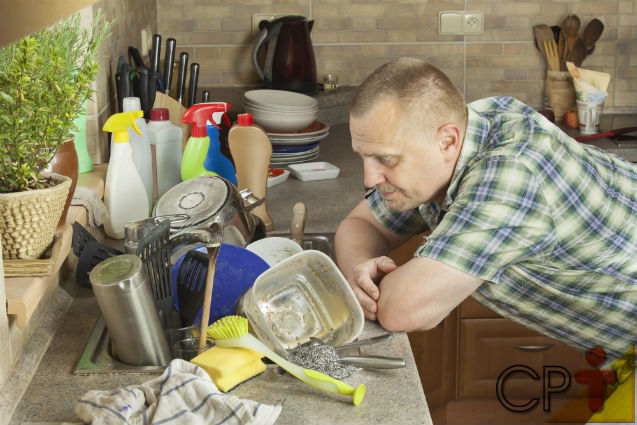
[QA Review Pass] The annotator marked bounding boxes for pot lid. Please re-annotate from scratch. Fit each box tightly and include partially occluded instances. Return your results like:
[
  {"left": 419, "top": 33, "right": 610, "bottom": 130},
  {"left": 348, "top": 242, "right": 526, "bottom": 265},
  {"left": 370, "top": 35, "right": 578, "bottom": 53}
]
[{"left": 154, "top": 176, "right": 229, "bottom": 227}]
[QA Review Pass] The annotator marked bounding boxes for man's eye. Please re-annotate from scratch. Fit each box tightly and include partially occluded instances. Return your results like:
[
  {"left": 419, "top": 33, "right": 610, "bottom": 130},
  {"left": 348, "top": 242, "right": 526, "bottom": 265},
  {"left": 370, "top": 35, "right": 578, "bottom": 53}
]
[{"left": 378, "top": 157, "right": 394, "bottom": 165}]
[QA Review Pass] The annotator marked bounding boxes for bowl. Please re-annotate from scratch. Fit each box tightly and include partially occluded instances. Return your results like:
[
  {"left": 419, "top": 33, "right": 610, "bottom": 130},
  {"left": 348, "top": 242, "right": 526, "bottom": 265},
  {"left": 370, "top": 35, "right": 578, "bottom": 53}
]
[
  {"left": 244, "top": 89, "right": 318, "bottom": 110},
  {"left": 245, "top": 105, "right": 317, "bottom": 132},
  {"left": 243, "top": 99, "right": 318, "bottom": 113},
  {"left": 245, "top": 236, "right": 303, "bottom": 266},
  {"left": 238, "top": 250, "right": 364, "bottom": 355}
]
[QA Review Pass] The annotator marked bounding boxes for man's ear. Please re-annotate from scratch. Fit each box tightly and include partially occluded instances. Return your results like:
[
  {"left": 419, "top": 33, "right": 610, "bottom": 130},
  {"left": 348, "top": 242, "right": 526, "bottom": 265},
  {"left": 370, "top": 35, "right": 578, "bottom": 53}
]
[{"left": 437, "top": 123, "right": 463, "bottom": 160}]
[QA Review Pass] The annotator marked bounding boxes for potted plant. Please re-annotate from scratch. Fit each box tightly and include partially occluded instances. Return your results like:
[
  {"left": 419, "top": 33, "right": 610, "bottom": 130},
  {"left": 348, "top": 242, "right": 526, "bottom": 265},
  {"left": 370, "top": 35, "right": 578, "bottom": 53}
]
[{"left": 0, "top": 11, "right": 110, "bottom": 259}]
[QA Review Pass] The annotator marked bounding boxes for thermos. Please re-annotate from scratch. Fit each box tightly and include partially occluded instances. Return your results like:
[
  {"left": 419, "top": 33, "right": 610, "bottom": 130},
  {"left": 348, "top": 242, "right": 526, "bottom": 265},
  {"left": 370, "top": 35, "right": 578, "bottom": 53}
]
[{"left": 89, "top": 254, "right": 171, "bottom": 366}]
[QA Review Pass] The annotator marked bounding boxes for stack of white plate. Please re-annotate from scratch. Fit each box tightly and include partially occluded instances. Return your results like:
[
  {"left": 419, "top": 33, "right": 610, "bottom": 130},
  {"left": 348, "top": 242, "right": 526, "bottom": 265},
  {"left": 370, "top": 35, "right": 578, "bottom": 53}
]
[
  {"left": 268, "top": 121, "right": 330, "bottom": 166},
  {"left": 243, "top": 89, "right": 318, "bottom": 133}
]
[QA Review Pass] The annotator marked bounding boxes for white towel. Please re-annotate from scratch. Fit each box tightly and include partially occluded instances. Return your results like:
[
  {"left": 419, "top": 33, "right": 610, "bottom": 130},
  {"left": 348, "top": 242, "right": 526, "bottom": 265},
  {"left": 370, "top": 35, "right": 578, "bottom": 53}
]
[
  {"left": 71, "top": 185, "right": 108, "bottom": 228},
  {"left": 74, "top": 359, "right": 281, "bottom": 425}
]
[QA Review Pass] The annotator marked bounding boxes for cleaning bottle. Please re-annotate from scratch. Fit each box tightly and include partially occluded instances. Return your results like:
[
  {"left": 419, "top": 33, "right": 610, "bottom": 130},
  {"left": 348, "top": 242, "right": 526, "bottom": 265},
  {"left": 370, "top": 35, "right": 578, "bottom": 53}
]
[
  {"left": 103, "top": 111, "right": 150, "bottom": 239},
  {"left": 205, "top": 108, "right": 237, "bottom": 185},
  {"left": 122, "top": 97, "right": 153, "bottom": 212},
  {"left": 71, "top": 98, "right": 93, "bottom": 173},
  {"left": 181, "top": 102, "right": 231, "bottom": 181},
  {"left": 147, "top": 108, "right": 182, "bottom": 199},
  {"left": 228, "top": 113, "right": 274, "bottom": 231}
]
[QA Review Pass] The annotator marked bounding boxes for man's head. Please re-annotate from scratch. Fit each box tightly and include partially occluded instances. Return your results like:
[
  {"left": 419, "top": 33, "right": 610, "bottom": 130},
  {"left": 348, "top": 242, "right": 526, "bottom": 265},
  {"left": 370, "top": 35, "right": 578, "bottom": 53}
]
[{"left": 349, "top": 58, "right": 467, "bottom": 210}]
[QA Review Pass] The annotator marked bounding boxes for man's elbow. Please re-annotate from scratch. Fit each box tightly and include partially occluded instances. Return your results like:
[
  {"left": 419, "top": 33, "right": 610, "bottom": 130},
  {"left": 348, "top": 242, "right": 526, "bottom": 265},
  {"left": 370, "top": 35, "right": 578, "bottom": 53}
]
[{"left": 376, "top": 298, "right": 441, "bottom": 332}]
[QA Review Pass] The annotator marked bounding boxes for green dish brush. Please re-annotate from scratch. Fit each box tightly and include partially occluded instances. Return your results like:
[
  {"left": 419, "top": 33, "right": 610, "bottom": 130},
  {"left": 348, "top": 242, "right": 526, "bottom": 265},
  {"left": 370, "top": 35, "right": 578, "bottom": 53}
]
[{"left": 207, "top": 315, "right": 366, "bottom": 406}]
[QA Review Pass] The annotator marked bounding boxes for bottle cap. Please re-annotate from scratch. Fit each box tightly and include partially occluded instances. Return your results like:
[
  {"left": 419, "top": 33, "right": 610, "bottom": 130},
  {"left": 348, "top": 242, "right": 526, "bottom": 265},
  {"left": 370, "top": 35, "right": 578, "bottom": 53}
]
[
  {"left": 237, "top": 113, "right": 253, "bottom": 126},
  {"left": 150, "top": 108, "right": 169, "bottom": 121},
  {"left": 123, "top": 97, "right": 142, "bottom": 113}
]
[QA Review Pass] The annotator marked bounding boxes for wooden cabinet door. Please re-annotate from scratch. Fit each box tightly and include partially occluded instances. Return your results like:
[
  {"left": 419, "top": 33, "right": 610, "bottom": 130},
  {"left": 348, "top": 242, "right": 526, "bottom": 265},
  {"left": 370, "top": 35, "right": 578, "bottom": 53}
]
[{"left": 458, "top": 318, "right": 590, "bottom": 400}]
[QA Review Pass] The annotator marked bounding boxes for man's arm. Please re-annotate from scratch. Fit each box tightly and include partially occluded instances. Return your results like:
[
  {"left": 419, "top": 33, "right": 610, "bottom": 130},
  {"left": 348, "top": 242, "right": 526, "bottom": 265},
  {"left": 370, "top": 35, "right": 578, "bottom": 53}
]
[
  {"left": 335, "top": 200, "right": 411, "bottom": 320},
  {"left": 377, "top": 256, "right": 484, "bottom": 331}
]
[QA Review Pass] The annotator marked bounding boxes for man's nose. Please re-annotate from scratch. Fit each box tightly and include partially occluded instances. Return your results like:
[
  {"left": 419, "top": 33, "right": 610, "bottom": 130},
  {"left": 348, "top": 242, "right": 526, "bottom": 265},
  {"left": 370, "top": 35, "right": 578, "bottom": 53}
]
[{"left": 363, "top": 160, "right": 384, "bottom": 188}]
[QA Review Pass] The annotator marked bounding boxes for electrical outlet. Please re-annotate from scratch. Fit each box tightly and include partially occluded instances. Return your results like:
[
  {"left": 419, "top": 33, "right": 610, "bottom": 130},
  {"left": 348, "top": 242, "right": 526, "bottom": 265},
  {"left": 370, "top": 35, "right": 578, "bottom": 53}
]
[
  {"left": 251, "top": 13, "right": 280, "bottom": 35},
  {"left": 463, "top": 11, "right": 484, "bottom": 35},
  {"left": 141, "top": 25, "right": 152, "bottom": 56},
  {"left": 439, "top": 11, "right": 484, "bottom": 35}
]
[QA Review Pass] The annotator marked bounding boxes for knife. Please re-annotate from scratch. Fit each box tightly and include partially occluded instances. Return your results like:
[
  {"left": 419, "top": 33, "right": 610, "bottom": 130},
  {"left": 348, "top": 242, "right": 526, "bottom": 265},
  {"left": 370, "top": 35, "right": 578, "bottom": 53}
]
[
  {"left": 151, "top": 33, "right": 163, "bottom": 92},
  {"left": 163, "top": 38, "right": 176, "bottom": 96},
  {"left": 202, "top": 90, "right": 210, "bottom": 103},
  {"left": 147, "top": 70, "right": 157, "bottom": 115},
  {"left": 136, "top": 67, "right": 150, "bottom": 119},
  {"left": 187, "top": 62, "right": 199, "bottom": 107},
  {"left": 176, "top": 52, "right": 189, "bottom": 106},
  {"left": 128, "top": 46, "right": 146, "bottom": 69},
  {"left": 115, "top": 68, "right": 132, "bottom": 113}
]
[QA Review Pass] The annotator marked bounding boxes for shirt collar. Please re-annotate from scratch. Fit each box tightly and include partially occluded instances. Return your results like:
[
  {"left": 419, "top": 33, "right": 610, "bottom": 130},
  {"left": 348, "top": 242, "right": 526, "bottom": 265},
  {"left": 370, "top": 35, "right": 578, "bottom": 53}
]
[{"left": 443, "top": 105, "right": 491, "bottom": 210}]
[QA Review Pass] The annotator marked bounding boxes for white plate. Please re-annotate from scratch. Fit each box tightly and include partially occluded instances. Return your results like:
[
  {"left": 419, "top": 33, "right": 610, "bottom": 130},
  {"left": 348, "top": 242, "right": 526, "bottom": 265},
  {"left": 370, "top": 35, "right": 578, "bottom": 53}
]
[
  {"left": 244, "top": 89, "right": 318, "bottom": 110},
  {"left": 289, "top": 162, "right": 340, "bottom": 181},
  {"left": 270, "top": 132, "right": 329, "bottom": 146},
  {"left": 272, "top": 146, "right": 319, "bottom": 158},
  {"left": 245, "top": 236, "right": 303, "bottom": 266},
  {"left": 270, "top": 152, "right": 320, "bottom": 166}
]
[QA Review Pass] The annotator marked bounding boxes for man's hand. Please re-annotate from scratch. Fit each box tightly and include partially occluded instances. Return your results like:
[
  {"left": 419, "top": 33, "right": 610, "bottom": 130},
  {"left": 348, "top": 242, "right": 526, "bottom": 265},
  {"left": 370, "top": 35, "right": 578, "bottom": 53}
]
[{"left": 348, "top": 256, "right": 398, "bottom": 320}]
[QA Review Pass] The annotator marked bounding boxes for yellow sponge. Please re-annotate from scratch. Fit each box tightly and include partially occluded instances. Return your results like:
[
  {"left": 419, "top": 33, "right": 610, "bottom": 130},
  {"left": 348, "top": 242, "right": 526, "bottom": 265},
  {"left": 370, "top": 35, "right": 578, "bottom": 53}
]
[{"left": 190, "top": 346, "right": 266, "bottom": 392}]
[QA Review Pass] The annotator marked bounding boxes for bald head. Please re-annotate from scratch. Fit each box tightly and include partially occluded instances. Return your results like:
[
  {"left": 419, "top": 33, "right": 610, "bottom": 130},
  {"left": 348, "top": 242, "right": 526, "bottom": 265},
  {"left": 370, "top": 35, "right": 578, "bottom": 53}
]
[{"left": 350, "top": 58, "right": 467, "bottom": 138}]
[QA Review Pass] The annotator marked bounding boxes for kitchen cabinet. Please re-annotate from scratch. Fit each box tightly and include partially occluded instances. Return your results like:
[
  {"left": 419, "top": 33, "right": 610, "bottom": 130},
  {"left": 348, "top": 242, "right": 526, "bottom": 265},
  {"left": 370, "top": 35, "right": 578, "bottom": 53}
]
[{"left": 391, "top": 235, "right": 590, "bottom": 424}]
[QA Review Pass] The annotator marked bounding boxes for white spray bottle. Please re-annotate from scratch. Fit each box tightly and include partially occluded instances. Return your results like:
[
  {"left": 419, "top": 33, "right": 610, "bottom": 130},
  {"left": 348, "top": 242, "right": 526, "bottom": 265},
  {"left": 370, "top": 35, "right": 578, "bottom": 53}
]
[
  {"left": 122, "top": 97, "right": 153, "bottom": 213},
  {"left": 103, "top": 111, "right": 150, "bottom": 239}
]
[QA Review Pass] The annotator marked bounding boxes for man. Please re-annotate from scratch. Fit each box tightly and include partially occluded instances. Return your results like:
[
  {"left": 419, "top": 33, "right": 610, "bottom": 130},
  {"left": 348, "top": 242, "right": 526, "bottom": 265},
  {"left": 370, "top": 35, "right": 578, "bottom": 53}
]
[{"left": 335, "top": 57, "right": 636, "bottom": 364}]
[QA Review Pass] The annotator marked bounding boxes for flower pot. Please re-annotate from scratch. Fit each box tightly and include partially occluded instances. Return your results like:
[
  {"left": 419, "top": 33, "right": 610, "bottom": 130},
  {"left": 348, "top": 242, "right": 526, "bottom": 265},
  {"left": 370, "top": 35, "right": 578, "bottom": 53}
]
[
  {"left": 0, "top": 172, "right": 72, "bottom": 260},
  {"left": 48, "top": 138, "right": 79, "bottom": 227}
]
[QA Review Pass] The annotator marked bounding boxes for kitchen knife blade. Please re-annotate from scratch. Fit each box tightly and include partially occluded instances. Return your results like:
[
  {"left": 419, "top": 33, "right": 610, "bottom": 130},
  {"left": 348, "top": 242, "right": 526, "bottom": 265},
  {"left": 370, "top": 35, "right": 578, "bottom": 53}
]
[
  {"left": 176, "top": 52, "right": 188, "bottom": 106},
  {"left": 187, "top": 62, "right": 199, "bottom": 107},
  {"left": 163, "top": 38, "right": 176, "bottom": 96}
]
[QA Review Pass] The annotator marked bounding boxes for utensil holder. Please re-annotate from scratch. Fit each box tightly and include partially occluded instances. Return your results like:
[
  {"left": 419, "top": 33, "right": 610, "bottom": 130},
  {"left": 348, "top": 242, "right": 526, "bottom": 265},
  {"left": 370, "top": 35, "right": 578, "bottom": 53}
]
[{"left": 545, "top": 71, "right": 576, "bottom": 122}]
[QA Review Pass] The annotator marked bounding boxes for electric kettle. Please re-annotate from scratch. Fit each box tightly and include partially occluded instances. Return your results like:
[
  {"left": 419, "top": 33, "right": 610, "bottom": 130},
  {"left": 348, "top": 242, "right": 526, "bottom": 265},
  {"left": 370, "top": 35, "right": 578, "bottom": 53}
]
[{"left": 251, "top": 15, "right": 317, "bottom": 93}]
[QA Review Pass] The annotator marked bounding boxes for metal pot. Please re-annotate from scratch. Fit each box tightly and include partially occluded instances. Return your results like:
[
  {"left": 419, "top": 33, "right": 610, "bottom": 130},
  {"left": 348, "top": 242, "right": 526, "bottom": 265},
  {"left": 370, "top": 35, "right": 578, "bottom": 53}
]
[{"left": 153, "top": 176, "right": 265, "bottom": 247}]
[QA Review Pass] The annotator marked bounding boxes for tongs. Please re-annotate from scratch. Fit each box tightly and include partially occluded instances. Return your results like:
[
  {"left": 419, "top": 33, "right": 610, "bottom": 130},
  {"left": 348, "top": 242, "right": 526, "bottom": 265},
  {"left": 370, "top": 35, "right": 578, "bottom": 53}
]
[{"left": 310, "top": 333, "right": 406, "bottom": 369}]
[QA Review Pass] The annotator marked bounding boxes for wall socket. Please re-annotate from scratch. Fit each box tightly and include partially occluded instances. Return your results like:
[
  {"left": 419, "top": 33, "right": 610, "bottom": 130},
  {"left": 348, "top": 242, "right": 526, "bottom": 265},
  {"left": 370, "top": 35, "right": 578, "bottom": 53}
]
[
  {"left": 140, "top": 25, "right": 152, "bottom": 56},
  {"left": 439, "top": 11, "right": 484, "bottom": 35},
  {"left": 251, "top": 13, "right": 283, "bottom": 35}
]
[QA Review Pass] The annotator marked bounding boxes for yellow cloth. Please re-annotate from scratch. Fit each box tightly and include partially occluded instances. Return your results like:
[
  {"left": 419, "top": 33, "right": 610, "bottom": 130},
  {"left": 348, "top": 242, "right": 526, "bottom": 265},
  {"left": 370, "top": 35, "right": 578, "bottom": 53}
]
[{"left": 191, "top": 346, "right": 266, "bottom": 392}]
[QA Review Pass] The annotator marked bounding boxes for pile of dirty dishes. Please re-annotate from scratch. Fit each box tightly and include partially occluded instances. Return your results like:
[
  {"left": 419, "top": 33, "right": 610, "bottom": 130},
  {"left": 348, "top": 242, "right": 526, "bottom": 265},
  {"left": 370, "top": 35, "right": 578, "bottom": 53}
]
[{"left": 243, "top": 89, "right": 318, "bottom": 133}]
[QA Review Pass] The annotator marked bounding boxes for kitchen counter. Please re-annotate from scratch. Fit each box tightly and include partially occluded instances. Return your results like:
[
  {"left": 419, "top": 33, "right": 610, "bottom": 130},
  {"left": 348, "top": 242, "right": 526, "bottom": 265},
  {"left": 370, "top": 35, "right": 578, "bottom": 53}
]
[
  {"left": 3, "top": 112, "right": 635, "bottom": 424},
  {"left": 3, "top": 123, "right": 432, "bottom": 425}
]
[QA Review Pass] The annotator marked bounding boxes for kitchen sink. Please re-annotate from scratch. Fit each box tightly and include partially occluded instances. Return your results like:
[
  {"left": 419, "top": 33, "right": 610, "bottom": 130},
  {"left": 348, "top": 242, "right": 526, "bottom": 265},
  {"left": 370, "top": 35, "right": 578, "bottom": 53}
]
[{"left": 74, "top": 233, "right": 336, "bottom": 374}]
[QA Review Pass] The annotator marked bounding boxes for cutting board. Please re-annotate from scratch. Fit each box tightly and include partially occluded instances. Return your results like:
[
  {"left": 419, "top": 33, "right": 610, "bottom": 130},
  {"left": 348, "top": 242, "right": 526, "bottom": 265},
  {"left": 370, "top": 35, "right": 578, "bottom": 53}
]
[{"left": 153, "top": 91, "right": 190, "bottom": 152}]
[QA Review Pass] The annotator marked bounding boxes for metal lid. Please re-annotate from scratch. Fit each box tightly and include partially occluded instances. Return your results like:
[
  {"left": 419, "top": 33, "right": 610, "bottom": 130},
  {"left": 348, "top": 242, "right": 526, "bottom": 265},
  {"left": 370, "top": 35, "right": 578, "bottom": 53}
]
[
  {"left": 89, "top": 254, "right": 144, "bottom": 292},
  {"left": 154, "top": 176, "right": 229, "bottom": 228}
]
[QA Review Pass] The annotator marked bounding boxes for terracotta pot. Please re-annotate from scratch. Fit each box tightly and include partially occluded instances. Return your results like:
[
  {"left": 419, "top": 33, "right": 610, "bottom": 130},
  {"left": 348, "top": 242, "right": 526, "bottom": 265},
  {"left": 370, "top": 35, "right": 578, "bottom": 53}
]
[{"left": 48, "top": 138, "right": 79, "bottom": 226}]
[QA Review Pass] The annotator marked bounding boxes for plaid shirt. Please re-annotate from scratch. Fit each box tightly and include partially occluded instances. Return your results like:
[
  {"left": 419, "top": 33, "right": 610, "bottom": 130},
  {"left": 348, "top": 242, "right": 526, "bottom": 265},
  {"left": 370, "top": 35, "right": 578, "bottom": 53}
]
[{"left": 368, "top": 96, "right": 637, "bottom": 363}]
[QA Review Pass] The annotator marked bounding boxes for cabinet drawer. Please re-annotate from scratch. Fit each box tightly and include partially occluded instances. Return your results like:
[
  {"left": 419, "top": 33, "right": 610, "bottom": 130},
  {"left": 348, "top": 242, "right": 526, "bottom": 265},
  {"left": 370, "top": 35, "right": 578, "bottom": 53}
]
[
  {"left": 460, "top": 296, "right": 501, "bottom": 319},
  {"left": 459, "top": 319, "right": 589, "bottom": 400}
]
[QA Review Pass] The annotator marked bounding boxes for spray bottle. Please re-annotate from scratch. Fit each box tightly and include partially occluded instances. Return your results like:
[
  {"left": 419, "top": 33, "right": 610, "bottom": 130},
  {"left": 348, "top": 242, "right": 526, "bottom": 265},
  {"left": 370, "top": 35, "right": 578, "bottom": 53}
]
[
  {"left": 103, "top": 111, "right": 150, "bottom": 239},
  {"left": 122, "top": 97, "right": 153, "bottom": 212},
  {"left": 180, "top": 102, "right": 231, "bottom": 181}
]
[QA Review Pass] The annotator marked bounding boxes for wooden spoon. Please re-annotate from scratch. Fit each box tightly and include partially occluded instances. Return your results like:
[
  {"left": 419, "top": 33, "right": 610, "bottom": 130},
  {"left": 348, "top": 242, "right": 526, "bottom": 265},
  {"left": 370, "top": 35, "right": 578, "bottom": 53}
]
[
  {"left": 533, "top": 24, "right": 556, "bottom": 67},
  {"left": 582, "top": 18, "right": 604, "bottom": 49},
  {"left": 567, "top": 37, "right": 587, "bottom": 66},
  {"left": 561, "top": 14, "right": 581, "bottom": 61}
]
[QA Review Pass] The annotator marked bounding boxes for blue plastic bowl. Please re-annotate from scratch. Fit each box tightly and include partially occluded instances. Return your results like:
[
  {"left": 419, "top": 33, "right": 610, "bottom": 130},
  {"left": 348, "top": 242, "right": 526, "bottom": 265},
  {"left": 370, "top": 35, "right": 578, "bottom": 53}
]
[{"left": 171, "top": 243, "right": 269, "bottom": 326}]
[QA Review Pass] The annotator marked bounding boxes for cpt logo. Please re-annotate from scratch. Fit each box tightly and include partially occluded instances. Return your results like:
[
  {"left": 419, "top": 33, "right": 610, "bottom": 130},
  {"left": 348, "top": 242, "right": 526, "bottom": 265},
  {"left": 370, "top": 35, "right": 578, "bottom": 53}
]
[{"left": 496, "top": 346, "right": 617, "bottom": 413}]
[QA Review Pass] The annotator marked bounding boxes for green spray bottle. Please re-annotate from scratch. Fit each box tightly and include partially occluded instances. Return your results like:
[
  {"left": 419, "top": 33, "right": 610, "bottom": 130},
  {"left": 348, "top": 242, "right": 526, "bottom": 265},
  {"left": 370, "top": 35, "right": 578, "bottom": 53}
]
[{"left": 180, "top": 102, "right": 230, "bottom": 181}]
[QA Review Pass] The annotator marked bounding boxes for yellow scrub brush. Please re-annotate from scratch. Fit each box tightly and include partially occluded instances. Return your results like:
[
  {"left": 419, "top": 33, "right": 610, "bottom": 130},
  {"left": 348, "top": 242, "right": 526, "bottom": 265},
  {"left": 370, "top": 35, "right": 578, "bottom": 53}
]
[{"left": 207, "top": 315, "right": 366, "bottom": 406}]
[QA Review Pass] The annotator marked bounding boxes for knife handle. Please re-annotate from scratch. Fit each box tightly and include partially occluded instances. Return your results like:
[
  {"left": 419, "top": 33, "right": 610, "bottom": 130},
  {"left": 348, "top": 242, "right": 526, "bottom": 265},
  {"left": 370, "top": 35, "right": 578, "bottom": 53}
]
[
  {"left": 202, "top": 90, "right": 210, "bottom": 103},
  {"left": 115, "top": 70, "right": 131, "bottom": 113},
  {"left": 136, "top": 67, "right": 150, "bottom": 119},
  {"left": 187, "top": 62, "right": 199, "bottom": 107},
  {"left": 176, "top": 52, "right": 188, "bottom": 105},
  {"left": 151, "top": 34, "right": 161, "bottom": 75},
  {"left": 163, "top": 38, "right": 176, "bottom": 95},
  {"left": 147, "top": 72, "right": 157, "bottom": 115}
]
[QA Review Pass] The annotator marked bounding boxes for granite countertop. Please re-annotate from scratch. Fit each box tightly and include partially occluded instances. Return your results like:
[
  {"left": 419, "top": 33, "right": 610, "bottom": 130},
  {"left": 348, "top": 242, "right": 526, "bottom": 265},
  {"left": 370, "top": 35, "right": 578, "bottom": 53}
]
[{"left": 5, "top": 123, "right": 433, "bottom": 425}]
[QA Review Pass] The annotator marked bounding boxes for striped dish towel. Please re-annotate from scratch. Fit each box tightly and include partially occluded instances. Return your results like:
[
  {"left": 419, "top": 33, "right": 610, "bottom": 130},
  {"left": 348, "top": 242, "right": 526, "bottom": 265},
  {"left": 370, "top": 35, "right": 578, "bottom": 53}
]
[{"left": 74, "top": 359, "right": 281, "bottom": 425}]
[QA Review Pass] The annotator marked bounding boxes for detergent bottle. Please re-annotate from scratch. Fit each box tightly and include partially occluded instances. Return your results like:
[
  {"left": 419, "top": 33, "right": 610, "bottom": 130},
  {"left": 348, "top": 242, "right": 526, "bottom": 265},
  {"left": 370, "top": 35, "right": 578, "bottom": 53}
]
[
  {"left": 181, "top": 102, "right": 231, "bottom": 181},
  {"left": 205, "top": 106, "right": 237, "bottom": 185},
  {"left": 122, "top": 97, "right": 153, "bottom": 212},
  {"left": 147, "top": 108, "right": 182, "bottom": 199},
  {"left": 103, "top": 111, "right": 150, "bottom": 239}
]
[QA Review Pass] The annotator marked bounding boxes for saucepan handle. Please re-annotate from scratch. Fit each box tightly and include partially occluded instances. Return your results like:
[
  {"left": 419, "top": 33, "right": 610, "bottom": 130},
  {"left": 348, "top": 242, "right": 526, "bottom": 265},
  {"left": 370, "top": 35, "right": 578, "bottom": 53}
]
[{"left": 240, "top": 188, "right": 265, "bottom": 211}]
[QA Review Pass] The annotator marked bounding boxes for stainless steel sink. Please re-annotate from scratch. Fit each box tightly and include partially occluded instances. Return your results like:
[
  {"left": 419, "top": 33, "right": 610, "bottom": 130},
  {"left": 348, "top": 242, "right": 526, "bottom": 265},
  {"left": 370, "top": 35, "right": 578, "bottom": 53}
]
[{"left": 75, "top": 233, "right": 335, "bottom": 374}]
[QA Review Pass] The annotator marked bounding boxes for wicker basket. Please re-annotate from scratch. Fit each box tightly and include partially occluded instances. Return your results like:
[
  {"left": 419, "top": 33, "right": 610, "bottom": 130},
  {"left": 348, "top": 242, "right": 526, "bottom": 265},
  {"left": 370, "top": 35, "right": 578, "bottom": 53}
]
[{"left": 0, "top": 172, "right": 72, "bottom": 260}]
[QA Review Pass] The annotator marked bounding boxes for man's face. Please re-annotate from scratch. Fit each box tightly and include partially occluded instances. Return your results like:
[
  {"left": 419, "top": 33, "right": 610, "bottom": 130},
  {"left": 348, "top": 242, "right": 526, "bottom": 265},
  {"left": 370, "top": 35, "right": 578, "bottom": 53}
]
[{"left": 350, "top": 99, "right": 450, "bottom": 211}]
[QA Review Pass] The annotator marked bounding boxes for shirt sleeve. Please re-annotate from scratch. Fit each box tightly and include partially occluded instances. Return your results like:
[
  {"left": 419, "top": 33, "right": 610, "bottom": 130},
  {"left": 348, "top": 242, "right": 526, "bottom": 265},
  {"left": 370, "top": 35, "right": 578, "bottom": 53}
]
[
  {"left": 366, "top": 188, "right": 430, "bottom": 236},
  {"left": 415, "top": 156, "right": 555, "bottom": 283}
]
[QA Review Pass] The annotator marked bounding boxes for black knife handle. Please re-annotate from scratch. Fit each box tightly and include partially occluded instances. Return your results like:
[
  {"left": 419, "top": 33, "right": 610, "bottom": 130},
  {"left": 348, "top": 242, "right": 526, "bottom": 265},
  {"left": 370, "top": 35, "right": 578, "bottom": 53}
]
[
  {"left": 115, "top": 70, "right": 131, "bottom": 113},
  {"left": 187, "top": 62, "right": 199, "bottom": 107},
  {"left": 128, "top": 46, "right": 145, "bottom": 68},
  {"left": 176, "top": 52, "right": 188, "bottom": 105},
  {"left": 147, "top": 72, "right": 157, "bottom": 117},
  {"left": 151, "top": 34, "right": 161, "bottom": 75},
  {"left": 202, "top": 90, "right": 210, "bottom": 103},
  {"left": 136, "top": 67, "right": 150, "bottom": 119},
  {"left": 163, "top": 38, "right": 176, "bottom": 95}
]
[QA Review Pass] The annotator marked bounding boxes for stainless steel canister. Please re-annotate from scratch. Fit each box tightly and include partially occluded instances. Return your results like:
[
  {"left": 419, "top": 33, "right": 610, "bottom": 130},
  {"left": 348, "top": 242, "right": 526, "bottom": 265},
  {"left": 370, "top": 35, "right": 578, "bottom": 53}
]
[{"left": 89, "top": 254, "right": 171, "bottom": 366}]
